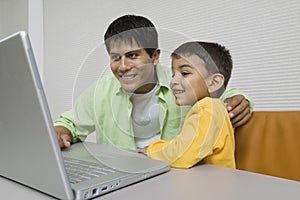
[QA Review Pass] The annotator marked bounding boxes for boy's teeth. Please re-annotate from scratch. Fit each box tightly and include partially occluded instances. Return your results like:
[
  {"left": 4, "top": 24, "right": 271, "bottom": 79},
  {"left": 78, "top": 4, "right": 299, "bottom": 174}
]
[{"left": 174, "top": 90, "right": 183, "bottom": 94}]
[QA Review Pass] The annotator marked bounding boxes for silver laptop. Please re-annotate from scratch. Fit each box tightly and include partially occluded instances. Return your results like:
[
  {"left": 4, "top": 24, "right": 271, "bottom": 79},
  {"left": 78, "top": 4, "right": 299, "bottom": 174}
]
[{"left": 0, "top": 31, "right": 170, "bottom": 200}]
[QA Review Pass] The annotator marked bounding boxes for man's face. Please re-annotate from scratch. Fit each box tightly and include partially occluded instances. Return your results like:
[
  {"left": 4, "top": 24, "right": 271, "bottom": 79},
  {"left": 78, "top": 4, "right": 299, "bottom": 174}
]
[{"left": 108, "top": 39, "right": 160, "bottom": 94}]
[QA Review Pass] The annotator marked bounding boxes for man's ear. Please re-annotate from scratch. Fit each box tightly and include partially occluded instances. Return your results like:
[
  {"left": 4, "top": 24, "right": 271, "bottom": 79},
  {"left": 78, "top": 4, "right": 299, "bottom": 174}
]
[
  {"left": 152, "top": 48, "right": 161, "bottom": 65},
  {"left": 207, "top": 73, "right": 225, "bottom": 94}
]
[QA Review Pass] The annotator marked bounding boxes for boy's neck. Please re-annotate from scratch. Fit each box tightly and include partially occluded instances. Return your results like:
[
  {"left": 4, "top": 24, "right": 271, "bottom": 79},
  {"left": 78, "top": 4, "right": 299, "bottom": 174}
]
[{"left": 210, "top": 87, "right": 225, "bottom": 98}]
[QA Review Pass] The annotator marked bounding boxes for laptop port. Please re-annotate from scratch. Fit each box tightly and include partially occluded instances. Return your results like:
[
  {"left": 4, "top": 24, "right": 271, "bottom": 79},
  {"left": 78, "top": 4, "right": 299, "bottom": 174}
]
[
  {"left": 101, "top": 186, "right": 108, "bottom": 192},
  {"left": 92, "top": 188, "right": 99, "bottom": 196},
  {"left": 83, "top": 191, "right": 89, "bottom": 199}
]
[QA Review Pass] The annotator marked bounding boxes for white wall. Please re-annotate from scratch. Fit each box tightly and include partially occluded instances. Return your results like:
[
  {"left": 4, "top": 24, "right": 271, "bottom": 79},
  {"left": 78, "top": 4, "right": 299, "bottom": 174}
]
[
  {"left": 0, "top": 0, "right": 28, "bottom": 39},
  {"left": 43, "top": 0, "right": 129, "bottom": 119},
  {"left": 28, "top": 0, "right": 44, "bottom": 76},
  {"left": 3, "top": 0, "right": 300, "bottom": 120},
  {"left": 1, "top": 0, "right": 300, "bottom": 144},
  {"left": 0, "top": 0, "right": 44, "bottom": 78},
  {"left": 130, "top": 0, "right": 300, "bottom": 111},
  {"left": 43, "top": 0, "right": 300, "bottom": 118}
]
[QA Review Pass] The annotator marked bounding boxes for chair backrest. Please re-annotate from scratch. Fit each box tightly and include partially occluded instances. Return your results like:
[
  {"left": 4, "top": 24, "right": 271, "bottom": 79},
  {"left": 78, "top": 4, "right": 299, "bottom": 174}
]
[{"left": 235, "top": 111, "right": 300, "bottom": 182}]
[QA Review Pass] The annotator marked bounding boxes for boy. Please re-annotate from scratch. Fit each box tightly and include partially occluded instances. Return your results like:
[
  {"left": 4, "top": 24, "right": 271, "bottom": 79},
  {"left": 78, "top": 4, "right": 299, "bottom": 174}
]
[{"left": 140, "top": 41, "right": 236, "bottom": 168}]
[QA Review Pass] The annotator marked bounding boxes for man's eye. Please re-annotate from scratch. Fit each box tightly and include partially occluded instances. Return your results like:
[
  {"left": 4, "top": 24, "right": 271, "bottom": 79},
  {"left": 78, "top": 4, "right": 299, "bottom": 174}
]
[
  {"left": 128, "top": 53, "right": 138, "bottom": 58},
  {"left": 111, "top": 55, "right": 120, "bottom": 61}
]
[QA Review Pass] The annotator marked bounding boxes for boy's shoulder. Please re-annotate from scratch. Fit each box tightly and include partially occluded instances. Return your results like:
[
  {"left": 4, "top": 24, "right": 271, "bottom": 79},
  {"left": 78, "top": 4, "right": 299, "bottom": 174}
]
[{"left": 192, "top": 97, "right": 226, "bottom": 113}]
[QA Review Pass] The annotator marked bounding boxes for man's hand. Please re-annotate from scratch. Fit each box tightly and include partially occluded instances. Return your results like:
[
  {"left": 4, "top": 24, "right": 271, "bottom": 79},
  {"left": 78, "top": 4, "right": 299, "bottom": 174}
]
[
  {"left": 224, "top": 95, "right": 252, "bottom": 128},
  {"left": 55, "top": 126, "right": 73, "bottom": 148}
]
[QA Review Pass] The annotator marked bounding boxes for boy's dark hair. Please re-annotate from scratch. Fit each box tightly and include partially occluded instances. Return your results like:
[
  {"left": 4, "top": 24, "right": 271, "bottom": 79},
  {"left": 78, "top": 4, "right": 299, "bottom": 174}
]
[
  {"left": 171, "top": 41, "right": 232, "bottom": 88},
  {"left": 104, "top": 15, "right": 158, "bottom": 58}
]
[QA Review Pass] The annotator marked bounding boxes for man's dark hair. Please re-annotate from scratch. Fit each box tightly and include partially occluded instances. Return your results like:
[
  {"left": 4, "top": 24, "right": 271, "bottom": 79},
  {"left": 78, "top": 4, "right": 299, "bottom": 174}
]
[
  {"left": 104, "top": 15, "right": 158, "bottom": 58},
  {"left": 171, "top": 41, "right": 232, "bottom": 88}
]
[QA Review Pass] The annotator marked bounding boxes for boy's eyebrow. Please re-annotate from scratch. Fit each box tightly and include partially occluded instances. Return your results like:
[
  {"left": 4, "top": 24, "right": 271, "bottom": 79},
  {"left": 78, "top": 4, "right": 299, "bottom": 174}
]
[
  {"left": 181, "top": 64, "right": 193, "bottom": 68},
  {"left": 171, "top": 65, "right": 195, "bottom": 75},
  {"left": 177, "top": 64, "right": 195, "bottom": 70}
]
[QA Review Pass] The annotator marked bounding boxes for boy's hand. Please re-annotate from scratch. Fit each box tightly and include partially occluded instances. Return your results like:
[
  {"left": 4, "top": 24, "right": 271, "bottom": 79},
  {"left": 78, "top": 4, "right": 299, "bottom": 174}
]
[
  {"left": 138, "top": 147, "right": 148, "bottom": 155},
  {"left": 225, "top": 95, "right": 252, "bottom": 128},
  {"left": 55, "top": 126, "right": 73, "bottom": 148}
]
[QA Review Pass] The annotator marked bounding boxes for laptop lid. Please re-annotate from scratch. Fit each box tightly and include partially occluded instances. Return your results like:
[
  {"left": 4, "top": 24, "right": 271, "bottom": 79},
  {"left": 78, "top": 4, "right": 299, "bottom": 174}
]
[
  {"left": 0, "top": 31, "right": 170, "bottom": 200},
  {"left": 0, "top": 31, "right": 74, "bottom": 199}
]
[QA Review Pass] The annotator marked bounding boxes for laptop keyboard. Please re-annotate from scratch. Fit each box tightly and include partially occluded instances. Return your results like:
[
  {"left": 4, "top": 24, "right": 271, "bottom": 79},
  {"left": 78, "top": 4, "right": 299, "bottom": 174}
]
[{"left": 64, "top": 157, "right": 116, "bottom": 184}]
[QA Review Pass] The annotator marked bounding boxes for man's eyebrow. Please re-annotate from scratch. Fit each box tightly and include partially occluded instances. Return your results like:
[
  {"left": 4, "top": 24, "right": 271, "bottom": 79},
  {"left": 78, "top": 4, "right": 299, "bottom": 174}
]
[
  {"left": 124, "top": 49, "right": 143, "bottom": 55},
  {"left": 109, "top": 52, "right": 120, "bottom": 56},
  {"left": 109, "top": 48, "right": 143, "bottom": 56}
]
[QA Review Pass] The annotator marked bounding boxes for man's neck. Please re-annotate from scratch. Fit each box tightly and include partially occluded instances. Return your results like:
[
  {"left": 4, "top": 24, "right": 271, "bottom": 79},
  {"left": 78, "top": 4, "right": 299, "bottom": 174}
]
[{"left": 134, "top": 66, "right": 158, "bottom": 94}]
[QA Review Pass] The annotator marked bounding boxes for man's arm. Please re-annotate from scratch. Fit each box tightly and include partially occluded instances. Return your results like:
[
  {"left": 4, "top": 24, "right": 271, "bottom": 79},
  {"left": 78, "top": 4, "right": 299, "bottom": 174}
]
[
  {"left": 53, "top": 82, "right": 98, "bottom": 147},
  {"left": 55, "top": 126, "right": 73, "bottom": 148},
  {"left": 220, "top": 88, "right": 254, "bottom": 128},
  {"left": 225, "top": 95, "right": 252, "bottom": 128}
]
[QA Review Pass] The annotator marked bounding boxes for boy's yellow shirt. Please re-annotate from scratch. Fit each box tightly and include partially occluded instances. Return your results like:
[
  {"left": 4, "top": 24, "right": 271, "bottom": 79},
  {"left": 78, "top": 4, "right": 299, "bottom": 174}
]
[{"left": 147, "top": 97, "right": 236, "bottom": 169}]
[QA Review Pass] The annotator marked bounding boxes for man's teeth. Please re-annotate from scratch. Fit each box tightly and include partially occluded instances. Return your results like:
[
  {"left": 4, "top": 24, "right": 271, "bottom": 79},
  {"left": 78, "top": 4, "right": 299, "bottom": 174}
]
[{"left": 122, "top": 74, "right": 136, "bottom": 79}]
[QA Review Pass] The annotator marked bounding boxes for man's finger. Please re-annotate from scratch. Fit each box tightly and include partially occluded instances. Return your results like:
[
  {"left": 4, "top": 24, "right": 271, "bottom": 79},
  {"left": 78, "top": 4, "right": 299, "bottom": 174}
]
[
  {"left": 232, "top": 111, "right": 252, "bottom": 128},
  {"left": 229, "top": 99, "right": 249, "bottom": 118},
  {"left": 225, "top": 95, "right": 245, "bottom": 111},
  {"left": 62, "top": 137, "right": 71, "bottom": 148},
  {"left": 59, "top": 135, "right": 71, "bottom": 148}
]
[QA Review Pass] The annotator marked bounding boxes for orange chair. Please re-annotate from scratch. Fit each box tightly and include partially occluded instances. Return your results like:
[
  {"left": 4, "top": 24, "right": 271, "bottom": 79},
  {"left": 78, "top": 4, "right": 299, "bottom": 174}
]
[{"left": 235, "top": 111, "right": 300, "bottom": 181}]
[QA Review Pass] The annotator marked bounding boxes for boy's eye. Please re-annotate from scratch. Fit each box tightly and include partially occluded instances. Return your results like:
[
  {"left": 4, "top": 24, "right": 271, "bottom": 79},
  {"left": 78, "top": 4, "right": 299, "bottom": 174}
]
[
  {"left": 181, "top": 71, "right": 190, "bottom": 76},
  {"left": 171, "top": 70, "right": 175, "bottom": 77}
]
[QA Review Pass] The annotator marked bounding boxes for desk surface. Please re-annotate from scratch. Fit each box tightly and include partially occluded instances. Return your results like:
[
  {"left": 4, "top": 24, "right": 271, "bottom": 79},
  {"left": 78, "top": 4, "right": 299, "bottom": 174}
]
[{"left": 1, "top": 164, "right": 300, "bottom": 200}]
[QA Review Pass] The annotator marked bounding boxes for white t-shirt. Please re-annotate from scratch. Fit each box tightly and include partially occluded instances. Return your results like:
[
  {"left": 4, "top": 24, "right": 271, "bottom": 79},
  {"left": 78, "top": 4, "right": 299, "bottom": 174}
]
[{"left": 131, "top": 84, "right": 161, "bottom": 148}]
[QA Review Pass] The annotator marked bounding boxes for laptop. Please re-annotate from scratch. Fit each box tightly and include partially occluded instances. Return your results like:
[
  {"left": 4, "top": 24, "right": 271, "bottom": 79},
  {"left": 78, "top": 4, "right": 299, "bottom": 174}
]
[{"left": 0, "top": 31, "right": 170, "bottom": 200}]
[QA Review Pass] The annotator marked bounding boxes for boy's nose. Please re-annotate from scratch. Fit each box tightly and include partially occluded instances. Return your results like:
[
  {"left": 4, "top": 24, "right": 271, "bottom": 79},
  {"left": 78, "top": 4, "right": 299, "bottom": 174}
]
[{"left": 170, "top": 73, "right": 180, "bottom": 87}]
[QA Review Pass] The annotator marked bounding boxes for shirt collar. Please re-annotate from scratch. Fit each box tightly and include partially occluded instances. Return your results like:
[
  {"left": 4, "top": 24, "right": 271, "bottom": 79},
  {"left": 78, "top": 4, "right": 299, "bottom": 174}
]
[{"left": 156, "top": 63, "right": 171, "bottom": 90}]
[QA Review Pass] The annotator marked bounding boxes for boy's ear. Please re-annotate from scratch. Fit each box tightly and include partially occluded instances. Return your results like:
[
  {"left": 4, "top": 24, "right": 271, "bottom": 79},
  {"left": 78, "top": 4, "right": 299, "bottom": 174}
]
[{"left": 207, "top": 73, "right": 225, "bottom": 94}]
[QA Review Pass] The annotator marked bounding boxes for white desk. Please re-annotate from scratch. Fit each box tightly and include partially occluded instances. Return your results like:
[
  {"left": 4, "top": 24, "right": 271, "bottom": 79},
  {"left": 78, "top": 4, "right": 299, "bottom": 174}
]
[{"left": 1, "top": 164, "right": 300, "bottom": 200}]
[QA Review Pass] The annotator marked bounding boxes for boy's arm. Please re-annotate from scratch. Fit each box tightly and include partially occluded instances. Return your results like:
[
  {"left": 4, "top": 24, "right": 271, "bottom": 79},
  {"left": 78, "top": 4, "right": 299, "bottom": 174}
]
[
  {"left": 146, "top": 98, "right": 233, "bottom": 168},
  {"left": 220, "top": 88, "right": 254, "bottom": 128}
]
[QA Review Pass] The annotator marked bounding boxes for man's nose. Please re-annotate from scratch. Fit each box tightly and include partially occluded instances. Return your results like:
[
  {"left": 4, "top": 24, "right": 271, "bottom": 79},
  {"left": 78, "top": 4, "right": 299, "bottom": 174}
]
[{"left": 119, "top": 56, "right": 132, "bottom": 72}]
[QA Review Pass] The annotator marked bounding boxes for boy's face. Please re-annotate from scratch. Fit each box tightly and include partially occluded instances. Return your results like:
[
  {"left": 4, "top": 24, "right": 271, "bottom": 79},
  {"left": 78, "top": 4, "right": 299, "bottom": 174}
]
[
  {"left": 109, "top": 39, "right": 160, "bottom": 93},
  {"left": 171, "top": 55, "right": 210, "bottom": 106}
]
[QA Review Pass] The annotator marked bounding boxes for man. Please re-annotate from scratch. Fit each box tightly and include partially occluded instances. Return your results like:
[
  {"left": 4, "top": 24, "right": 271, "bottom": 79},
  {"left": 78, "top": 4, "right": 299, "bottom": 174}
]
[{"left": 55, "top": 15, "right": 253, "bottom": 150}]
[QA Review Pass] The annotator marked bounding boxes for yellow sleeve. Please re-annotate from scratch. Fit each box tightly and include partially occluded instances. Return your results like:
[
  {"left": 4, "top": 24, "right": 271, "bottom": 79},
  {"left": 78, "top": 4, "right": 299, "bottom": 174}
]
[{"left": 147, "top": 97, "right": 231, "bottom": 168}]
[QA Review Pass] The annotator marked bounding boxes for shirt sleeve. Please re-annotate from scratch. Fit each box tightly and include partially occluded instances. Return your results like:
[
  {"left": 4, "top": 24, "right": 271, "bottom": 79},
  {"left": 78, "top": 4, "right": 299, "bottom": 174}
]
[
  {"left": 53, "top": 82, "right": 97, "bottom": 142},
  {"left": 146, "top": 98, "right": 229, "bottom": 168},
  {"left": 220, "top": 87, "right": 254, "bottom": 111}
]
